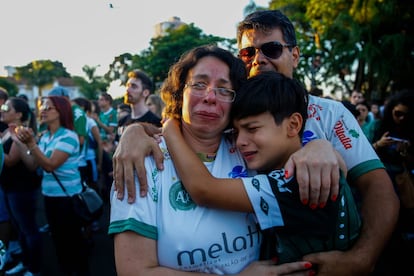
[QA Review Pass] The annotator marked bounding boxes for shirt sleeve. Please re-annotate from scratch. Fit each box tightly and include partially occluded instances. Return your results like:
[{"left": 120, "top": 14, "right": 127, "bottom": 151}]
[{"left": 242, "top": 172, "right": 337, "bottom": 235}]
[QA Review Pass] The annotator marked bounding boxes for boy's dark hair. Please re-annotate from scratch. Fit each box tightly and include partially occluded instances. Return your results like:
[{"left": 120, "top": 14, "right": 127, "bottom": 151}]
[
  {"left": 127, "top": 69, "right": 153, "bottom": 93},
  {"left": 73, "top": 97, "right": 92, "bottom": 113},
  {"left": 231, "top": 71, "right": 308, "bottom": 136}
]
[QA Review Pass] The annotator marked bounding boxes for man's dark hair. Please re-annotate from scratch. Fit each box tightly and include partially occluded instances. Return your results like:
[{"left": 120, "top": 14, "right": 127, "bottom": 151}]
[
  {"left": 100, "top": 92, "right": 113, "bottom": 104},
  {"left": 231, "top": 71, "right": 308, "bottom": 136},
  {"left": 237, "top": 10, "right": 297, "bottom": 48},
  {"left": 127, "top": 70, "right": 153, "bottom": 93}
]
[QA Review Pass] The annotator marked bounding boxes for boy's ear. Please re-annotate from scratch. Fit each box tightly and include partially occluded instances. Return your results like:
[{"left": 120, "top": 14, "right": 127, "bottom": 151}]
[{"left": 287, "top": 113, "right": 303, "bottom": 137}]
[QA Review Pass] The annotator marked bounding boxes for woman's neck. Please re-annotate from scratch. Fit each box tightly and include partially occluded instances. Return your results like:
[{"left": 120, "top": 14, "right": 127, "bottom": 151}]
[
  {"left": 48, "top": 122, "right": 60, "bottom": 135},
  {"left": 181, "top": 124, "right": 221, "bottom": 155}
]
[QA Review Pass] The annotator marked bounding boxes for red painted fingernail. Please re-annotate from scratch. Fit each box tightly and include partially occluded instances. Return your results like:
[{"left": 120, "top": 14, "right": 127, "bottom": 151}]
[
  {"left": 309, "top": 270, "right": 316, "bottom": 276},
  {"left": 284, "top": 170, "right": 289, "bottom": 178},
  {"left": 310, "top": 203, "right": 317, "bottom": 210},
  {"left": 319, "top": 202, "right": 326, "bottom": 208},
  {"left": 302, "top": 199, "right": 308, "bottom": 205},
  {"left": 304, "top": 262, "right": 312, "bottom": 269},
  {"left": 331, "top": 194, "right": 337, "bottom": 201}
]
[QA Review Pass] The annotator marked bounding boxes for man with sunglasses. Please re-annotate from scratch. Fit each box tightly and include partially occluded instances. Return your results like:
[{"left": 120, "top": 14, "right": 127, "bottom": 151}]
[
  {"left": 112, "top": 9, "right": 399, "bottom": 275},
  {"left": 235, "top": 10, "right": 398, "bottom": 275}
]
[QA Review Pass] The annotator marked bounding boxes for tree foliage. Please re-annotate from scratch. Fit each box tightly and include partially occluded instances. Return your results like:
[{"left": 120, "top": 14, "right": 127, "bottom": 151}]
[
  {"left": 13, "top": 60, "right": 70, "bottom": 97},
  {"left": 73, "top": 65, "right": 109, "bottom": 99},
  {"left": 0, "top": 77, "right": 18, "bottom": 96},
  {"left": 105, "top": 24, "right": 229, "bottom": 88},
  {"left": 269, "top": 0, "right": 414, "bottom": 100}
]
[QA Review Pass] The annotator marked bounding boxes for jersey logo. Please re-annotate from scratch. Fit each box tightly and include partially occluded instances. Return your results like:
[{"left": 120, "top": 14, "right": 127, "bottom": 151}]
[
  {"left": 73, "top": 108, "right": 84, "bottom": 121},
  {"left": 269, "top": 169, "right": 293, "bottom": 194},
  {"left": 228, "top": 165, "right": 248, "bottom": 178},
  {"left": 169, "top": 181, "right": 196, "bottom": 211},
  {"left": 308, "top": 103, "right": 323, "bottom": 121},
  {"left": 260, "top": 197, "right": 269, "bottom": 215},
  {"left": 334, "top": 120, "right": 353, "bottom": 149},
  {"left": 302, "top": 130, "right": 317, "bottom": 146}
]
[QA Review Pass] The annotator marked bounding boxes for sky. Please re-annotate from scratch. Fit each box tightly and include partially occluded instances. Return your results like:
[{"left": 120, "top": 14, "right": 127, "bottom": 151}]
[{"left": 1, "top": 0, "right": 269, "bottom": 79}]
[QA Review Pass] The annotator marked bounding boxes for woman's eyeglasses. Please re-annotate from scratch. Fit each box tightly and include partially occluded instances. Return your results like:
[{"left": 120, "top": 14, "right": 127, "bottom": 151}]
[
  {"left": 0, "top": 104, "right": 10, "bottom": 112},
  {"left": 238, "top": 41, "right": 294, "bottom": 63},
  {"left": 393, "top": 110, "right": 407, "bottom": 118},
  {"left": 185, "top": 82, "right": 235, "bottom": 103},
  {"left": 39, "top": 105, "right": 56, "bottom": 111}
]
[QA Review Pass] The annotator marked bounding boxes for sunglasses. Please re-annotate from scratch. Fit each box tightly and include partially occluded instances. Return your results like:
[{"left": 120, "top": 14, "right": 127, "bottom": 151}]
[
  {"left": 39, "top": 104, "right": 56, "bottom": 111},
  {"left": 238, "top": 41, "right": 294, "bottom": 62},
  {"left": 0, "top": 104, "right": 10, "bottom": 112},
  {"left": 393, "top": 110, "right": 407, "bottom": 118}
]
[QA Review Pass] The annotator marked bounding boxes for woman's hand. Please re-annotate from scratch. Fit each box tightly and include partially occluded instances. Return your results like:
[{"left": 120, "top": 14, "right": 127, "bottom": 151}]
[
  {"left": 374, "top": 131, "right": 397, "bottom": 149},
  {"left": 284, "top": 139, "right": 340, "bottom": 209},
  {"left": 15, "top": 126, "right": 36, "bottom": 147}
]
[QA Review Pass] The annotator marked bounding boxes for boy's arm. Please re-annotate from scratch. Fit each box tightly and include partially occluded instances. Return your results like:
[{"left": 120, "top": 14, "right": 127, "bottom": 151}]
[{"left": 163, "top": 119, "right": 253, "bottom": 212}]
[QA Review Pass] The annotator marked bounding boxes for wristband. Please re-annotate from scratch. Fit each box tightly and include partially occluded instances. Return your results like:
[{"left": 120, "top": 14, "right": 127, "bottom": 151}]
[{"left": 26, "top": 144, "right": 38, "bottom": 155}]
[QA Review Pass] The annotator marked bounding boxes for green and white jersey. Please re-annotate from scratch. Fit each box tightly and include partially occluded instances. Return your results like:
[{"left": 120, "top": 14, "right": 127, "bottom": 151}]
[
  {"left": 98, "top": 107, "right": 117, "bottom": 141},
  {"left": 305, "top": 95, "right": 384, "bottom": 182},
  {"left": 38, "top": 127, "right": 83, "bottom": 197},
  {"left": 109, "top": 137, "right": 260, "bottom": 274},
  {"left": 72, "top": 104, "right": 88, "bottom": 167}
]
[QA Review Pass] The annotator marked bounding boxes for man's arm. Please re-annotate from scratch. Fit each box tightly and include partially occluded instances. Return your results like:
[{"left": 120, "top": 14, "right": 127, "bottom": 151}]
[
  {"left": 303, "top": 169, "right": 399, "bottom": 275},
  {"left": 113, "top": 123, "right": 164, "bottom": 202}
]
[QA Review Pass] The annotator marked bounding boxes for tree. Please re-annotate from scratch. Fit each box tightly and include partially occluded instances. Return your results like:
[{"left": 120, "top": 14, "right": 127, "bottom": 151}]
[
  {"left": 13, "top": 60, "right": 70, "bottom": 97},
  {"left": 73, "top": 65, "right": 110, "bottom": 99},
  {"left": 270, "top": 0, "right": 414, "bottom": 100},
  {"left": 105, "top": 23, "right": 230, "bottom": 88},
  {"left": 0, "top": 77, "right": 18, "bottom": 96}
]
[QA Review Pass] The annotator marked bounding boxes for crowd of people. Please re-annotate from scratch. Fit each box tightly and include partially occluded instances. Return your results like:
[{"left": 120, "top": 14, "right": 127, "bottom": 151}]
[
  {"left": 0, "top": 8, "right": 412, "bottom": 276},
  {"left": 0, "top": 70, "right": 163, "bottom": 275}
]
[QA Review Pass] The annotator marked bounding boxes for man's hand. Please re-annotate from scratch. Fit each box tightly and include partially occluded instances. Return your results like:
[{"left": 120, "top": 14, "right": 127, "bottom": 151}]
[
  {"left": 284, "top": 139, "right": 341, "bottom": 208},
  {"left": 113, "top": 123, "right": 163, "bottom": 203},
  {"left": 303, "top": 250, "right": 372, "bottom": 276},
  {"left": 239, "top": 260, "right": 313, "bottom": 276}
]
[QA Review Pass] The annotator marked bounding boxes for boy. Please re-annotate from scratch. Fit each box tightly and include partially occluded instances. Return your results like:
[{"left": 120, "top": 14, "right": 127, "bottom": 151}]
[{"left": 163, "top": 71, "right": 361, "bottom": 264}]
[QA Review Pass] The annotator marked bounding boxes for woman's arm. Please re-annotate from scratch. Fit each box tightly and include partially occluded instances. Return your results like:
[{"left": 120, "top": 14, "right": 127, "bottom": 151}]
[
  {"left": 114, "top": 232, "right": 312, "bottom": 276},
  {"left": 9, "top": 135, "right": 38, "bottom": 171},
  {"left": 163, "top": 119, "right": 253, "bottom": 212},
  {"left": 16, "top": 127, "right": 69, "bottom": 172},
  {"left": 91, "top": 125, "right": 103, "bottom": 170}
]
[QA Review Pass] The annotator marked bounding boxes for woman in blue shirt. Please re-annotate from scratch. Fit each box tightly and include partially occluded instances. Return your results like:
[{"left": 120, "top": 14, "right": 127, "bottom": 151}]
[{"left": 16, "top": 96, "right": 89, "bottom": 276}]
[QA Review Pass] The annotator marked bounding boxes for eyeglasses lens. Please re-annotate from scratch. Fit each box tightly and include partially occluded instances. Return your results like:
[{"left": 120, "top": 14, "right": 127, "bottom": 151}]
[
  {"left": 0, "top": 104, "right": 9, "bottom": 112},
  {"left": 261, "top": 42, "right": 284, "bottom": 59},
  {"left": 239, "top": 42, "right": 285, "bottom": 61},
  {"left": 40, "top": 105, "right": 52, "bottom": 111},
  {"left": 394, "top": 110, "right": 407, "bottom": 118}
]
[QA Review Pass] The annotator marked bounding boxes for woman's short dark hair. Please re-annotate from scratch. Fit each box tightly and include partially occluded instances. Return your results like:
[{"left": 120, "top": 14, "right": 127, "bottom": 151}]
[{"left": 161, "top": 45, "right": 247, "bottom": 120}]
